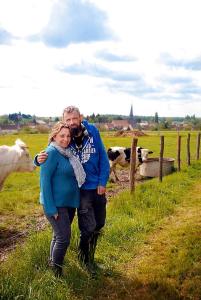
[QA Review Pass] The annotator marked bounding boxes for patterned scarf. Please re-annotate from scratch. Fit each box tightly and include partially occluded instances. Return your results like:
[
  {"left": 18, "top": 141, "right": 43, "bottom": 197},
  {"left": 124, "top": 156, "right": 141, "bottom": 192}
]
[{"left": 50, "top": 142, "right": 86, "bottom": 188}]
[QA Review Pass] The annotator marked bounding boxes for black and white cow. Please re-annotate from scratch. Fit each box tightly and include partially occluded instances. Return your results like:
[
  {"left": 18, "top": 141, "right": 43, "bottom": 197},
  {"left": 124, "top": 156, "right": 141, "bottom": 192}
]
[{"left": 107, "top": 146, "right": 153, "bottom": 181}]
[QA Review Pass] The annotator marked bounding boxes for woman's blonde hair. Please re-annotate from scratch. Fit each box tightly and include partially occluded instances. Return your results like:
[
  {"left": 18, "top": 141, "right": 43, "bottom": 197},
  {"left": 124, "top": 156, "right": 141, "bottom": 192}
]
[{"left": 48, "top": 121, "right": 70, "bottom": 144}]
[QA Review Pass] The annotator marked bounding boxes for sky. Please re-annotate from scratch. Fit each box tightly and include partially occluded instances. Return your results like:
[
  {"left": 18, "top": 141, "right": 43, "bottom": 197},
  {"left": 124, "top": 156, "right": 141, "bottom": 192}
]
[{"left": 1, "top": 0, "right": 201, "bottom": 118}]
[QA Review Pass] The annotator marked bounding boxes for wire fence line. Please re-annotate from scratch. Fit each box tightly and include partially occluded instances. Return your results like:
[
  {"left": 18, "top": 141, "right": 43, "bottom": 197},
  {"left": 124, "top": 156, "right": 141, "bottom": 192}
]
[
  {"left": 129, "top": 132, "right": 201, "bottom": 192},
  {"left": 0, "top": 132, "right": 201, "bottom": 193}
]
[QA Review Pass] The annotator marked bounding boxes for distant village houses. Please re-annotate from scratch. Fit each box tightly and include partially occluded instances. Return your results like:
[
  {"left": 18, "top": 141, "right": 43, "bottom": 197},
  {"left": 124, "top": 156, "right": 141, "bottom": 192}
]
[
  {"left": 111, "top": 119, "right": 132, "bottom": 130},
  {"left": 1, "top": 107, "right": 201, "bottom": 134},
  {"left": 94, "top": 105, "right": 151, "bottom": 131},
  {"left": 0, "top": 124, "right": 19, "bottom": 134}
]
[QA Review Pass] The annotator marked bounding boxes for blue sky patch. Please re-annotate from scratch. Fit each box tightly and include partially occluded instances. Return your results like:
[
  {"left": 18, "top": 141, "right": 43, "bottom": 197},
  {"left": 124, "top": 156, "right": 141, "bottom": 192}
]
[
  {"left": 0, "top": 28, "right": 13, "bottom": 44},
  {"left": 60, "top": 62, "right": 141, "bottom": 82},
  {"left": 96, "top": 50, "right": 136, "bottom": 62}
]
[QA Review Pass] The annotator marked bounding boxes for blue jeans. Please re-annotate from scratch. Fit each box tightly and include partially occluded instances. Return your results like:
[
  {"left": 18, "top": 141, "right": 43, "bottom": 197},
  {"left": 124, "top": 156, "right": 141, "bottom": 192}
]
[{"left": 45, "top": 207, "right": 75, "bottom": 267}]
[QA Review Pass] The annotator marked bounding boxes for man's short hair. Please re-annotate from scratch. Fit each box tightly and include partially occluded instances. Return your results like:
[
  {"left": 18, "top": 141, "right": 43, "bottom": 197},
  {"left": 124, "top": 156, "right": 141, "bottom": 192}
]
[{"left": 63, "top": 106, "right": 80, "bottom": 116}]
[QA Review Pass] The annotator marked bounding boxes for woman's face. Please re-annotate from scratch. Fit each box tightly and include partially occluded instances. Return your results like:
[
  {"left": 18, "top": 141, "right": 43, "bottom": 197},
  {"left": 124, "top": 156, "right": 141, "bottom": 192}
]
[{"left": 53, "top": 127, "right": 71, "bottom": 148}]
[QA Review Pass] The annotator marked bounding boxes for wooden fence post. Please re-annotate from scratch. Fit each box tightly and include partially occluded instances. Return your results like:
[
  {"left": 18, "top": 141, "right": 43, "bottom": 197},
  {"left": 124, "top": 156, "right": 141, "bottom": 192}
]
[
  {"left": 187, "top": 133, "right": 191, "bottom": 166},
  {"left": 177, "top": 135, "right": 181, "bottom": 171},
  {"left": 159, "top": 135, "right": 164, "bottom": 182},
  {"left": 130, "top": 138, "right": 138, "bottom": 193},
  {"left": 196, "top": 132, "right": 201, "bottom": 160}
]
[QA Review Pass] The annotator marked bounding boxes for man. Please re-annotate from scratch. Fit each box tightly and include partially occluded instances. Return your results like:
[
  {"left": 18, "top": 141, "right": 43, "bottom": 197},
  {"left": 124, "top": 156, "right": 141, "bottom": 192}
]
[{"left": 36, "top": 106, "right": 110, "bottom": 274}]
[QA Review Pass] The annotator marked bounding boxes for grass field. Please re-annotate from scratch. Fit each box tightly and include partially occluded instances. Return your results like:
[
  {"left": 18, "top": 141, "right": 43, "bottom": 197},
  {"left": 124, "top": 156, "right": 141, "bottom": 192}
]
[{"left": 0, "top": 131, "right": 201, "bottom": 299}]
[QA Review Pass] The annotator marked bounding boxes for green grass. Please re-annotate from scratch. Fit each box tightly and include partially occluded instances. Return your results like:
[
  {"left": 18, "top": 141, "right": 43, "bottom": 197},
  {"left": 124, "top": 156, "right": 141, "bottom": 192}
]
[
  {"left": 118, "top": 182, "right": 201, "bottom": 300},
  {"left": 0, "top": 161, "right": 201, "bottom": 300}
]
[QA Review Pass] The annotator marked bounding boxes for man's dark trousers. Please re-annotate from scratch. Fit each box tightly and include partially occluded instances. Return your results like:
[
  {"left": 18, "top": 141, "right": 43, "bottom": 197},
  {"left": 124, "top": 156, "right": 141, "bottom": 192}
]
[{"left": 77, "top": 189, "right": 107, "bottom": 265}]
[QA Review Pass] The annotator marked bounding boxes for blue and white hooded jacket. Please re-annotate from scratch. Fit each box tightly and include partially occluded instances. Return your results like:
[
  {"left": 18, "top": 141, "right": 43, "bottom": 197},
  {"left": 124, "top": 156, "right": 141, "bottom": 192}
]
[{"left": 69, "top": 120, "right": 110, "bottom": 190}]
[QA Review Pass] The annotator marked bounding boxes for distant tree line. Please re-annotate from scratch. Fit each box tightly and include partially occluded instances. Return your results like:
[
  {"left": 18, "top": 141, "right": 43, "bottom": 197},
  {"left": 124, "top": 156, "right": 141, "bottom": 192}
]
[
  {"left": 85, "top": 112, "right": 200, "bottom": 124},
  {"left": 0, "top": 113, "right": 60, "bottom": 126},
  {"left": 85, "top": 112, "right": 201, "bottom": 130},
  {"left": 0, "top": 112, "right": 35, "bottom": 125},
  {"left": 1, "top": 112, "right": 201, "bottom": 130},
  {"left": 85, "top": 114, "right": 126, "bottom": 123},
  {"left": 8, "top": 112, "right": 32, "bottom": 122}
]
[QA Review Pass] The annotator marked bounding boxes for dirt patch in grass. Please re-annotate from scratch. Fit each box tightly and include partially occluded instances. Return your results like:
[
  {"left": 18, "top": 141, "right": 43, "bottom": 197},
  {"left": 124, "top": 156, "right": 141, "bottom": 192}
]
[
  {"left": 0, "top": 214, "right": 48, "bottom": 262},
  {"left": 0, "top": 228, "right": 27, "bottom": 262},
  {"left": 107, "top": 168, "right": 146, "bottom": 199},
  {"left": 107, "top": 169, "right": 130, "bottom": 199}
]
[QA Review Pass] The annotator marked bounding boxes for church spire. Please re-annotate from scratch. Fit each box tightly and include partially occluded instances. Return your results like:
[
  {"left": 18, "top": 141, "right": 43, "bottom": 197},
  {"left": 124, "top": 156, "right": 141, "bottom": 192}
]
[
  {"left": 129, "top": 104, "right": 135, "bottom": 127},
  {"left": 129, "top": 104, "right": 133, "bottom": 118}
]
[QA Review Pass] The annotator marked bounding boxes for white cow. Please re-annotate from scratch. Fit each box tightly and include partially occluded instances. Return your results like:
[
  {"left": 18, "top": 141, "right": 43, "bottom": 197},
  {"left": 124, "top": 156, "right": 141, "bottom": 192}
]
[
  {"left": 0, "top": 139, "right": 35, "bottom": 190},
  {"left": 107, "top": 146, "right": 153, "bottom": 181}
]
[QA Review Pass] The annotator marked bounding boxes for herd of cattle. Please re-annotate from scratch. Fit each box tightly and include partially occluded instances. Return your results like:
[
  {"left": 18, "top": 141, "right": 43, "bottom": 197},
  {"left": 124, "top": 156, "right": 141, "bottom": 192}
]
[{"left": 0, "top": 139, "right": 153, "bottom": 190}]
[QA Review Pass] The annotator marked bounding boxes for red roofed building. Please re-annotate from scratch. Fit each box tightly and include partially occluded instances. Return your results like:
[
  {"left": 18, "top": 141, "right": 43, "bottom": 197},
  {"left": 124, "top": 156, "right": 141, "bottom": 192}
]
[{"left": 111, "top": 120, "right": 133, "bottom": 130}]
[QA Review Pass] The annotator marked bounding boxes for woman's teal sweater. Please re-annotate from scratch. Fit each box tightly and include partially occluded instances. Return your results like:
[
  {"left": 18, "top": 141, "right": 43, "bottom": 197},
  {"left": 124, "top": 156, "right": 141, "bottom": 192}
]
[{"left": 40, "top": 145, "right": 80, "bottom": 216}]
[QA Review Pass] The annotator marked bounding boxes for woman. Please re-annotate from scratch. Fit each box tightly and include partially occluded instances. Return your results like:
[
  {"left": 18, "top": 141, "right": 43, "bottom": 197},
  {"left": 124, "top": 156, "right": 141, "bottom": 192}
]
[{"left": 40, "top": 121, "right": 85, "bottom": 276}]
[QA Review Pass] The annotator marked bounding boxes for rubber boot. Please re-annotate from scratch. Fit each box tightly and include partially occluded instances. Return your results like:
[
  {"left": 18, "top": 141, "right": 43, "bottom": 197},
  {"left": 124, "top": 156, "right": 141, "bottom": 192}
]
[
  {"left": 78, "top": 239, "right": 89, "bottom": 265},
  {"left": 89, "top": 231, "right": 99, "bottom": 264},
  {"left": 89, "top": 232, "right": 105, "bottom": 273},
  {"left": 78, "top": 239, "right": 96, "bottom": 276},
  {"left": 54, "top": 265, "right": 62, "bottom": 277},
  {"left": 49, "top": 260, "right": 62, "bottom": 277}
]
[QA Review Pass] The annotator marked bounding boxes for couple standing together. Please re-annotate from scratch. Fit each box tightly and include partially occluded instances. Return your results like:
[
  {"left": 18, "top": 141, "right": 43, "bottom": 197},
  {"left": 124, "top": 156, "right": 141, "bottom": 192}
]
[{"left": 36, "top": 106, "right": 110, "bottom": 277}]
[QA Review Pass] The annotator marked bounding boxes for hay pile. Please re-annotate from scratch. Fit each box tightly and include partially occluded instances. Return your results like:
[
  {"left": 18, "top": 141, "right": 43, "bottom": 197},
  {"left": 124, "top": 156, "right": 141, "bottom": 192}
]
[{"left": 114, "top": 130, "right": 147, "bottom": 137}]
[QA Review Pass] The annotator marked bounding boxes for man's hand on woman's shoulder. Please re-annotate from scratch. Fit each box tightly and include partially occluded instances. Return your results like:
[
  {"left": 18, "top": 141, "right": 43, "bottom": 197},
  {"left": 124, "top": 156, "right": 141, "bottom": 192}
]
[{"left": 37, "top": 150, "right": 48, "bottom": 164}]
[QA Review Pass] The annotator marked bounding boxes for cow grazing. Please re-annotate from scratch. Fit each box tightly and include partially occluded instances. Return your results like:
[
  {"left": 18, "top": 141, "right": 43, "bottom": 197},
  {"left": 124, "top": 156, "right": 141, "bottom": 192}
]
[
  {"left": 107, "top": 146, "right": 153, "bottom": 181},
  {"left": 0, "top": 139, "right": 35, "bottom": 190}
]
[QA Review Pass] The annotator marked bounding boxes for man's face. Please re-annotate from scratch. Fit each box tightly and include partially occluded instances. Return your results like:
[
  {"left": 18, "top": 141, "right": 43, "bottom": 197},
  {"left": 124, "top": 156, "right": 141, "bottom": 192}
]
[{"left": 63, "top": 111, "right": 82, "bottom": 136}]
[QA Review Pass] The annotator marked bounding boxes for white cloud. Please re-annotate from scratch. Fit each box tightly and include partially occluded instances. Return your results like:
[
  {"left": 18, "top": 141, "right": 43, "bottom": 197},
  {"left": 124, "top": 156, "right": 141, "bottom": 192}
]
[
  {"left": 0, "top": 0, "right": 201, "bottom": 118},
  {"left": 0, "top": 0, "right": 53, "bottom": 37}
]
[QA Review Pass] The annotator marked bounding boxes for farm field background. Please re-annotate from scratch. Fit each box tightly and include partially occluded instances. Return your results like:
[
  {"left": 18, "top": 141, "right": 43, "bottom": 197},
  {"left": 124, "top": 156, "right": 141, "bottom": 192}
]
[
  {"left": 0, "top": 131, "right": 200, "bottom": 234},
  {"left": 0, "top": 131, "right": 201, "bottom": 299}
]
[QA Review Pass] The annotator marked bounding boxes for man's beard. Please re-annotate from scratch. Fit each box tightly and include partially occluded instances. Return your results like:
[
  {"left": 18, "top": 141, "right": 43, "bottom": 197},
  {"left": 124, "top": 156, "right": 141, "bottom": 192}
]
[{"left": 70, "top": 125, "right": 82, "bottom": 137}]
